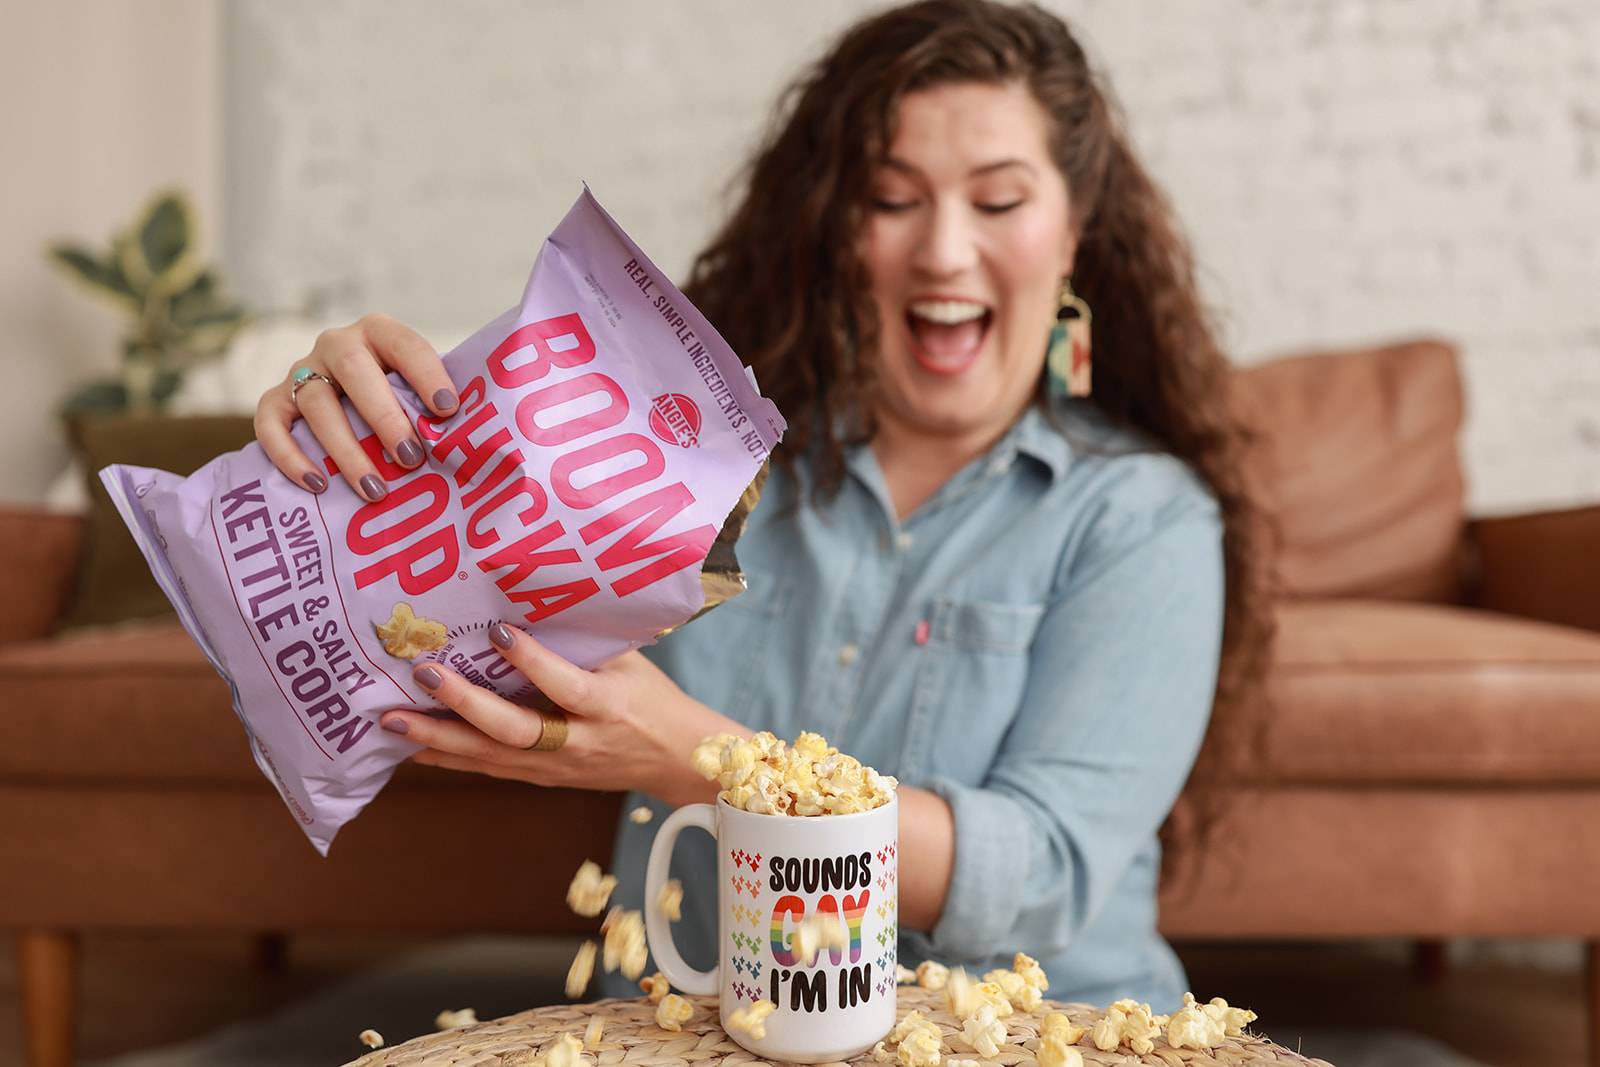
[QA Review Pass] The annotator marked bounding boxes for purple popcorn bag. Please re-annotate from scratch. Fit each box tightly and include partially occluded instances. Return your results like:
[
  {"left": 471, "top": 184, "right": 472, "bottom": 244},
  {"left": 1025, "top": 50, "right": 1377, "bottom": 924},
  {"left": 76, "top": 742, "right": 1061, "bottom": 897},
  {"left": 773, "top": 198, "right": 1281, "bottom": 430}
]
[{"left": 101, "top": 188, "right": 786, "bottom": 854}]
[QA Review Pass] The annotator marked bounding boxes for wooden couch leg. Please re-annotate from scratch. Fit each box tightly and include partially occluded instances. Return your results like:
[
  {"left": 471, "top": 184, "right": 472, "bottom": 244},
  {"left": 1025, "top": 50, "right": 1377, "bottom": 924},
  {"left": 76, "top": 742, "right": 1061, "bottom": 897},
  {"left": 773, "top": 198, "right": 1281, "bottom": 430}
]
[
  {"left": 1588, "top": 940, "right": 1599, "bottom": 1067},
  {"left": 1411, "top": 938, "right": 1449, "bottom": 985},
  {"left": 255, "top": 931, "right": 290, "bottom": 973},
  {"left": 17, "top": 929, "right": 78, "bottom": 1067}
]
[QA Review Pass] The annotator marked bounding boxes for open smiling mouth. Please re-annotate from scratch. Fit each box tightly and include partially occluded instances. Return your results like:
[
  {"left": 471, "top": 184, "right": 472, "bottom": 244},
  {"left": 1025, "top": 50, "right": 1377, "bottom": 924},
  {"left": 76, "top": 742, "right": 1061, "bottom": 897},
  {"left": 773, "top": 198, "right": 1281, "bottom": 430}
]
[{"left": 904, "top": 299, "right": 993, "bottom": 376}]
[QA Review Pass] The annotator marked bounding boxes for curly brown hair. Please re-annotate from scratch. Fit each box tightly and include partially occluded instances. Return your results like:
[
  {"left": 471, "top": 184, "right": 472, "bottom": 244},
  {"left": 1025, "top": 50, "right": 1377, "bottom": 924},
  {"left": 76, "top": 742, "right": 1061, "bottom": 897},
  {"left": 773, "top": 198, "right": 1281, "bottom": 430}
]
[{"left": 683, "top": 0, "right": 1277, "bottom": 876}]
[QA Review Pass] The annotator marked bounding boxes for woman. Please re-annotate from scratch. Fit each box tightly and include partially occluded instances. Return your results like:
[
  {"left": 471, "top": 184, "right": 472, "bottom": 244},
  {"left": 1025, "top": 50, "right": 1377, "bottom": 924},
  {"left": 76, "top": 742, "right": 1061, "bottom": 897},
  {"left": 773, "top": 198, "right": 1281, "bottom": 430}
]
[{"left": 255, "top": 0, "right": 1272, "bottom": 1012}]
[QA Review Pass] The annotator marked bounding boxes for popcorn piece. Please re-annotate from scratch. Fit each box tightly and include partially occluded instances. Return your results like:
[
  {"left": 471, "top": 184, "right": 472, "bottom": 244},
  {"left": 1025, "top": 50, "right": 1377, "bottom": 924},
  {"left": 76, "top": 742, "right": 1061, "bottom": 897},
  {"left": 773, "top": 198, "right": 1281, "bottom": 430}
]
[
  {"left": 546, "top": 1031, "right": 585, "bottom": 1067},
  {"left": 1167, "top": 1003, "right": 1225, "bottom": 1051},
  {"left": 944, "top": 966, "right": 976, "bottom": 1017},
  {"left": 1037, "top": 1035, "right": 1083, "bottom": 1067},
  {"left": 655, "top": 993, "right": 694, "bottom": 1032},
  {"left": 656, "top": 878, "right": 683, "bottom": 922},
  {"left": 794, "top": 913, "right": 849, "bottom": 966},
  {"left": 359, "top": 1029, "right": 385, "bottom": 1049},
  {"left": 915, "top": 960, "right": 950, "bottom": 990},
  {"left": 566, "top": 940, "right": 597, "bottom": 999},
  {"left": 1090, "top": 1013, "right": 1121, "bottom": 1052},
  {"left": 897, "top": 1026, "right": 943, "bottom": 1067},
  {"left": 982, "top": 968, "right": 1041, "bottom": 1012},
  {"left": 690, "top": 730, "right": 897, "bottom": 816},
  {"left": 602, "top": 908, "right": 648, "bottom": 979},
  {"left": 725, "top": 998, "right": 778, "bottom": 1040},
  {"left": 566, "top": 860, "right": 618, "bottom": 918},
  {"left": 639, "top": 972, "right": 670, "bottom": 1003},
  {"left": 1197, "top": 993, "right": 1257, "bottom": 1036},
  {"left": 1012, "top": 951, "right": 1049, "bottom": 992},
  {"left": 871, "top": 1041, "right": 896, "bottom": 1063},
  {"left": 1090, "top": 1000, "right": 1163, "bottom": 1056},
  {"left": 1041, "top": 1011, "right": 1085, "bottom": 1045},
  {"left": 628, "top": 805, "right": 654, "bottom": 824},
  {"left": 971, "top": 981, "right": 1014, "bottom": 1018},
  {"left": 889, "top": 1011, "right": 938, "bottom": 1044},
  {"left": 584, "top": 1017, "right": 605, "bottom": 1049},
  {"left": 374, "top": 602, "right": 448, "bottom": 660},
  {"left": 947, "top": 1060, "right": 980, "bottom": 1067},
  {"left": 959, "top": 1004, "right": 1006, "bottom": 1058},
  {"left": 435, "top": 1007, "right": 478, "bottom": 1030},
  {"left": 896, "top": 964, "right": 919, "bottom": 985}
]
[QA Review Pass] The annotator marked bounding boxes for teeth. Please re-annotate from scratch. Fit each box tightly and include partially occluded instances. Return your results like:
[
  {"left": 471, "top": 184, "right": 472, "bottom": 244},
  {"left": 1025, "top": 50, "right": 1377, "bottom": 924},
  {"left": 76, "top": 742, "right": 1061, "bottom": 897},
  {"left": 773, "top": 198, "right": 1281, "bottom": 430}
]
[{"left": 908, "top": 300, "right": 987, "bottom": 325}]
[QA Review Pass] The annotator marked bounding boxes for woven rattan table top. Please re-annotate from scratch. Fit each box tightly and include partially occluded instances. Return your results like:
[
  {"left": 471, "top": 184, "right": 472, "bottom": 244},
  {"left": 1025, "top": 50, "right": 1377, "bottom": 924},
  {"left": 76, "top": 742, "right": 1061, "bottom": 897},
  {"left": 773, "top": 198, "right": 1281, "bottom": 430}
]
[{"left": 343, "top": 985, "right": 1334, "bottom": 1067}]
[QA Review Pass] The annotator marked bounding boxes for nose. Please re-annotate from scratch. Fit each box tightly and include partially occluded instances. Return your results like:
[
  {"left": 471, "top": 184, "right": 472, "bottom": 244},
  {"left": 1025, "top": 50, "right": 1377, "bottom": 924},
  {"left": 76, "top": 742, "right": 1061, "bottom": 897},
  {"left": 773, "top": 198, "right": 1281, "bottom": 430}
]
[{"left": 910, "top": 196, "right": 979, "bottom": 279}]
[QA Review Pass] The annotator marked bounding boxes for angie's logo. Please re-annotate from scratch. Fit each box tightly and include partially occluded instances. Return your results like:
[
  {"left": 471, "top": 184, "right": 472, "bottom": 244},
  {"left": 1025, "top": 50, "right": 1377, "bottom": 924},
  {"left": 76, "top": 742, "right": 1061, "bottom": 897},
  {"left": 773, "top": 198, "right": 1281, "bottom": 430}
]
[{"left": 649, "top": 392, "right": 701, "bottom": 448}]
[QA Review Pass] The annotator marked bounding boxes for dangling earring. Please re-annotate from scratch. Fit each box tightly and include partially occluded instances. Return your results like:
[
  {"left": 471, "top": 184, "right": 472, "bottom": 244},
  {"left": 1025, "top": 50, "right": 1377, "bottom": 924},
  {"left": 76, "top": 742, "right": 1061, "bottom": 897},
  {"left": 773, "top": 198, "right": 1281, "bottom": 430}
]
[{"left": 1045, "top": 275, "right": 1092, "bottom": 398}]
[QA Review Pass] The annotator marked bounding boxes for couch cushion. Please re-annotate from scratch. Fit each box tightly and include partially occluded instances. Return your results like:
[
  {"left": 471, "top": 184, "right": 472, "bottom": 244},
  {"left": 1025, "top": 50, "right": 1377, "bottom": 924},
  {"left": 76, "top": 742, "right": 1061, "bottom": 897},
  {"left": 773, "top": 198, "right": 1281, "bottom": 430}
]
[
  {"left": 0, "top": 622, "right": 484, "bottom": 788},
  {"left": 1231, "top": 338, "right": 1466, "bottom": 603},
  {"left": 1255, "top": 600, "right": 1600, "bottom": 784}
]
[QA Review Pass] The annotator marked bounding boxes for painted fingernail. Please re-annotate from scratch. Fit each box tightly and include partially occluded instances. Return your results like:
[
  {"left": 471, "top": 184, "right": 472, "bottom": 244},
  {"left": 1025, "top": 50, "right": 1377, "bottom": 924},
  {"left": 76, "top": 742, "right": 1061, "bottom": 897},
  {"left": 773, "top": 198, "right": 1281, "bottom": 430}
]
[
  {"left": 303, "top": 471, "right": 327, "bottom": 493},
  {"left": 433, "top": 387, "right": 458, "bottom": 412},
  {"left": 359, "top": 474, "right": 388, "bottom": 501},
  {"left": 397, "top": 438, "right": 425, "bottom": 467},
  {"left": 489, "top": 622, "right": 515, "bottom": 650},
  {"left": 414, "top": 666, "right": 443, "bottom": 689},
  {"left": 381, "top": 716, "right": 409, "bottom": 735}
]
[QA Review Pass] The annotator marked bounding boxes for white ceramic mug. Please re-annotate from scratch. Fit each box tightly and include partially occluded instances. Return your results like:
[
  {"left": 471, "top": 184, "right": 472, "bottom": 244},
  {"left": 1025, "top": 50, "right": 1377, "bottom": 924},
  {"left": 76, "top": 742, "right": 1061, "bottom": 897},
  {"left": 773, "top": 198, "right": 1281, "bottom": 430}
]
[{"left": 644, "top": 795, "right": 899, "bottom": 1063}]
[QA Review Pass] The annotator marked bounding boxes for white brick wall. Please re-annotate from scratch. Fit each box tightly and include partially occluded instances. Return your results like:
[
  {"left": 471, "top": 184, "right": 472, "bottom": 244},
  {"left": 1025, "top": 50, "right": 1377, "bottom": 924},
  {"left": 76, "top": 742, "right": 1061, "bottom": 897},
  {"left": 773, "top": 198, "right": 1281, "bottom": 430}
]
[{"left": 224, "top": 0, "right": 1600, "bottom": 516}]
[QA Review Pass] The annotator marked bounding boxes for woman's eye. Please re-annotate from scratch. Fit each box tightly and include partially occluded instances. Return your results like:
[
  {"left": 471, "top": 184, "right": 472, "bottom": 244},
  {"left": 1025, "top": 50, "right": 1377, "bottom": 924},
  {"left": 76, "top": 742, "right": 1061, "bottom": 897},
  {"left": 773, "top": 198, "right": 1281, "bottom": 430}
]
[
  {"left": 871, "top": 199, "right": 917, "bottom": 213},
  {"left": 977, "top": 201, "right": 1024, "bottom": 214}
]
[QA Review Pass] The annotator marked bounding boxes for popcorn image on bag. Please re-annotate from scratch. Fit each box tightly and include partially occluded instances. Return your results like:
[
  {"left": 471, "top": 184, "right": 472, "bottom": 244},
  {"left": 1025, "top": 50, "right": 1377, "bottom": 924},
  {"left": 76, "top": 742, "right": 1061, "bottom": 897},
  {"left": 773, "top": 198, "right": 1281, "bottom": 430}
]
[
  {"left": 690, "top": 730, "right": 896, "bottom": 816},
  {"left": 100, "top": 187, "right": 786, "bottom": 855},
  {"left": 374, "top": 602, "right": 449, "bottom": 659}
]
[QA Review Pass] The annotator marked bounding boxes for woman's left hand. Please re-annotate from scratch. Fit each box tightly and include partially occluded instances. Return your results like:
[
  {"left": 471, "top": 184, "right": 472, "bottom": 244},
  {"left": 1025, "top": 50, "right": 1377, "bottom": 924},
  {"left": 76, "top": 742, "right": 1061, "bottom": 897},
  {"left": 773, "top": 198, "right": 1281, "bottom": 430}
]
[{"left": 382, "top": 622, "right": 739, "bottom": 806}]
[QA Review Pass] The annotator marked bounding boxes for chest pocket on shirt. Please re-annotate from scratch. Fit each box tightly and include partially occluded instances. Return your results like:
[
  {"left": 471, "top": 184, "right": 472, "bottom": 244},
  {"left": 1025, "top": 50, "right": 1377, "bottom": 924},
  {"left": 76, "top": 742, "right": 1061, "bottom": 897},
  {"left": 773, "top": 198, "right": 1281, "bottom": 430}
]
[{"left": 903, "top": 597, "right": 1047, "bottom": 780}]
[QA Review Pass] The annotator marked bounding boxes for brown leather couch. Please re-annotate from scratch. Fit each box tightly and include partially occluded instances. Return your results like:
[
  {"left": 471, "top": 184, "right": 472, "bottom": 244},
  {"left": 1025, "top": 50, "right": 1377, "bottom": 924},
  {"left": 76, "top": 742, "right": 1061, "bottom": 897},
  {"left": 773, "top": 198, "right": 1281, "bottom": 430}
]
[{"left": 5, "top": 338, "right": 1599, "bottom": 1066}]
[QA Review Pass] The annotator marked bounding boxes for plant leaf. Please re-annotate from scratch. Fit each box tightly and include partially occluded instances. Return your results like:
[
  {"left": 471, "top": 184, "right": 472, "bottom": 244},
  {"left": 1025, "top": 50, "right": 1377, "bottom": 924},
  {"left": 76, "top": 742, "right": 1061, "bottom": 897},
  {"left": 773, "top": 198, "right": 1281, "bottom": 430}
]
[
  {"left": 138, "top": 193, "right": 190, "bottom": 281},
  {"left": 62, "top": 379, "right": 130, "bottom": 414},
  {"left": 49, "top": 245, "right": 137, "bottom": 300}
]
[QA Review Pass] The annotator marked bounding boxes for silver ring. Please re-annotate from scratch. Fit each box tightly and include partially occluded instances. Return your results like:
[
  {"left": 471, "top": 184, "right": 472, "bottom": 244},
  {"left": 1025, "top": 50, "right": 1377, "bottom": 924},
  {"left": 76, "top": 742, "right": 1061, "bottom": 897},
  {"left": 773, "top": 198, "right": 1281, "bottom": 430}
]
[{"left": 290, "top": 368, "right": 337, "bottom": 406}]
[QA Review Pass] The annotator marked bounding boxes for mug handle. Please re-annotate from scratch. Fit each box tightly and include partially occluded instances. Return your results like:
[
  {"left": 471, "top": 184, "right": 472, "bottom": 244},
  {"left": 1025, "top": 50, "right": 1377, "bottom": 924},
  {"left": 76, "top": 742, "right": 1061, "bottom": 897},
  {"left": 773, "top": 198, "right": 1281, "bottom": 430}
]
[{"left": 643, "top": 801, "right": 718, "bottom": 996}]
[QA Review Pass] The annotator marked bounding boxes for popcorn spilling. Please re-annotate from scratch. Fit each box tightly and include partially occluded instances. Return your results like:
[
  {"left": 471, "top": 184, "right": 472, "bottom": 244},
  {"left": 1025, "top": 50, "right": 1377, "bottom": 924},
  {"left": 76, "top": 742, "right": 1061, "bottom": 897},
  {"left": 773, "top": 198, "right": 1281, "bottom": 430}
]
[
  {"left": 358, "top": 1029, "right": 384, "bottom": 1049},
  {"left": 434, "top": 1008, "right": 478, "bottom": 1030},
  {"left": 639, "top": 972, "right": 671, "bottom": 1003},
  {"left": 583, "top": 1017, "right": 606, "bottom": 1049},
  {"left": 724, "top": 998, "right": 778, "bottom": 1040},
  {"left": 794, "top": 912, "right": 850, "bottom": 966},
  {"left": 601, "top": 907, "right": 648, "bottom": 980},
  {"left": 628, "top": 805, "right": 655, "bottom": 824},
  {"left": 691, "top": 730, "right": 897, "bottom": 816},
  {"left": 656, "top": 878, "right": 683, "bottom": 922},
  {"left": 566, "top": 860, "right": 617, "bottom": 918},
  {"left": 565, "top": 940, "right": 597, "bottom": 999}
]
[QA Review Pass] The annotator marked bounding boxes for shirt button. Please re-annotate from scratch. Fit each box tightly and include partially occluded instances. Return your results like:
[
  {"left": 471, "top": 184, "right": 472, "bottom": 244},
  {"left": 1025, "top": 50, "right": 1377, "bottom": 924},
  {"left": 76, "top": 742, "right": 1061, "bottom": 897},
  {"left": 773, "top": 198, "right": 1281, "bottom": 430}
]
[
  {"left": 895, "top": 532, "right": 914, "bottom": 550},
  {"left": 838, "top": 643, "right": 861, "bottom": 666}
]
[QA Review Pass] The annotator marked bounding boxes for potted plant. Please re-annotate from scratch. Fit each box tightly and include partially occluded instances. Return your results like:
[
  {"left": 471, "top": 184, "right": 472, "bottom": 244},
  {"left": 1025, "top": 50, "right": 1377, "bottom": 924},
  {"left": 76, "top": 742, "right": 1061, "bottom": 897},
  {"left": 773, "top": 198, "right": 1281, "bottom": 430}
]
[{"left": 49, "top": 188, "right": 253, "bottom": 414}]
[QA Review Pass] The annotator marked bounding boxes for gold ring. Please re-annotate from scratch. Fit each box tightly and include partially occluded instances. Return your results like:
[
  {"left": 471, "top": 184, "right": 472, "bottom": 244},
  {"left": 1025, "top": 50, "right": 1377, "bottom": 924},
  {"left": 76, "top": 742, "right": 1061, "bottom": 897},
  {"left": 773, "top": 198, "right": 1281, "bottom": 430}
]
[{"left": 527, "top": 707, "right": 568, "bottom": 752}]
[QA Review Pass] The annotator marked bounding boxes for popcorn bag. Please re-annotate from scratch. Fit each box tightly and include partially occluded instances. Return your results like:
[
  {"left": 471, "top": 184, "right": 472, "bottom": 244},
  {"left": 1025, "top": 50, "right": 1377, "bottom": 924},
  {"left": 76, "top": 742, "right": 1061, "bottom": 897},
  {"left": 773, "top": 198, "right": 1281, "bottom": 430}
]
[{"left": 100, "top": 187, "right": 786, "bottom": 855}]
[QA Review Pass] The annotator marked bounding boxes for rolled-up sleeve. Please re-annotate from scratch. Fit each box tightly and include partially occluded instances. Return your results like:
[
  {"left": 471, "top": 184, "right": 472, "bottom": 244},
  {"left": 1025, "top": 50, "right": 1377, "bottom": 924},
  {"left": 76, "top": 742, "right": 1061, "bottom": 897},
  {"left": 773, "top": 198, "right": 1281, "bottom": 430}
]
[{"left": 918, "top": 494, "right": 1225, "bottom": 961}]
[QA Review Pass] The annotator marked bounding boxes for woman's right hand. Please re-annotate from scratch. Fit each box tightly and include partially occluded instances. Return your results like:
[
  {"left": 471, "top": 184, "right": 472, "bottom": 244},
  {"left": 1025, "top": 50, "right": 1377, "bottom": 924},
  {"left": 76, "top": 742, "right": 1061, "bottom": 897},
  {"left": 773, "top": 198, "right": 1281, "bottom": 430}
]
[{"left": 255, "top": 313, "right": 461, "bottom": 500}]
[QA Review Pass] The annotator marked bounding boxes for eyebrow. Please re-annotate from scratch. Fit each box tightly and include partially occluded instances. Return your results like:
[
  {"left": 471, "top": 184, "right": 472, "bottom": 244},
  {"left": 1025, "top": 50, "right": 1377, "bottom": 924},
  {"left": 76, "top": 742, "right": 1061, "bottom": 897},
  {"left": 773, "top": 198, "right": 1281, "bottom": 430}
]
[{"left": 882, "top": 157, "right": 1036, "bottom": 178}]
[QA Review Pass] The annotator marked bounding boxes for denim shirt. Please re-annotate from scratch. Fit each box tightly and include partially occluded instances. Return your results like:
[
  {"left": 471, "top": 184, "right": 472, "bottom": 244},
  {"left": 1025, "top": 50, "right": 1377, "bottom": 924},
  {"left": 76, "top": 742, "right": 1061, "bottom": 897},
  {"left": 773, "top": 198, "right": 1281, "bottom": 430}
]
[{"left": 597, "top": 396, "right": 1225, "bottom": 1014}]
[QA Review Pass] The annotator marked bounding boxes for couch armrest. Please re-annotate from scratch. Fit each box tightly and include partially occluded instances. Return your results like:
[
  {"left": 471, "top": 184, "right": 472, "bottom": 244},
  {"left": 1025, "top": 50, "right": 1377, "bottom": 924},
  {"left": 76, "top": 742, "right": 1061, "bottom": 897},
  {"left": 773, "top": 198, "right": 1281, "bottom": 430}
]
[
  {"left": 0, "top": 507, "right": 84, "bottom": 643},
  {"left": 1466, "top": 502, "right": 1600, "bottom": 633}
]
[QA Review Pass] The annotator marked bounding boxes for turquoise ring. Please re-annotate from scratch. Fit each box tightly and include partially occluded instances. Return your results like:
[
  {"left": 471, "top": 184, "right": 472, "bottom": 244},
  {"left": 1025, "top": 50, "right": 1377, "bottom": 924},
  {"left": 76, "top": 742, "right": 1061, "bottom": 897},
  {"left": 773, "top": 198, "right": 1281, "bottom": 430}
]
[{"left": 289, "top": 366, "right": 336, "bottom": 405}]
